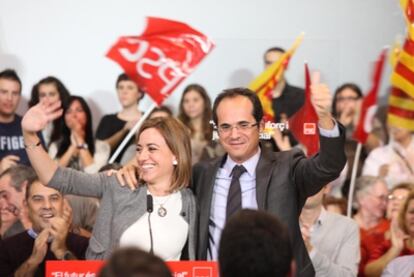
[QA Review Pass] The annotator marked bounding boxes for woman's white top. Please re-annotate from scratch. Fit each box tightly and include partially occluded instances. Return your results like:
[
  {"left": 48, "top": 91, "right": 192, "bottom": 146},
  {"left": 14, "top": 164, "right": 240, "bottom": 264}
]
[
  {"left": 119, "top": 191, "right": 189, "bottom": 261},
  {"left": 48, "top": 140, "right": 110, "bottom": 173}
]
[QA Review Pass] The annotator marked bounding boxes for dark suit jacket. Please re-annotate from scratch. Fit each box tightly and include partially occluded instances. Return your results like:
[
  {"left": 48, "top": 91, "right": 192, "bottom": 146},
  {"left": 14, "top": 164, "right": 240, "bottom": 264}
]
[{"left": 192, "top": 125, "right": 346, "bottom": 277}]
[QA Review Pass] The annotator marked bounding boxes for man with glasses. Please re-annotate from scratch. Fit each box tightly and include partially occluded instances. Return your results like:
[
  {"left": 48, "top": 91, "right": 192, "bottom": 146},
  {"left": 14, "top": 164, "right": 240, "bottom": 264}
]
[{"left": 192, "top": 79, "right": 346, "bottom": 277}]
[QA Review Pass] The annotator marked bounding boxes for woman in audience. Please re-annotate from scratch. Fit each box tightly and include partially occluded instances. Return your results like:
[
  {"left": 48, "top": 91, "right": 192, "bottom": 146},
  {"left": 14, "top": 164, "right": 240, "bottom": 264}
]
[
  {"left": 352, "top": 176, "right": 389, "bottom": 276},
  {"left": 96, "top": 73, "right": 144, "bottom": 163},
  {"left": 331, "top": 83, "right": 363, "bottom": 137},
  {"left": 360, "top": 183, "right": 413, "bottom": 276},
  {"left": 49, "top": 95, "right": 109, "bottom": 173},
  {"left": 28, "top": 76, "right": 71, "bottom": 146},
  {"left": 178, "top": 84, "right": 213, "bottom": 164},
  {"left": 21, "top": 101, "right": 196, "bottom": 260},
  {"left": 363, "top": 124, "right": 414, "bottom": 189},
  {"left": 364, "top": 191, "right": 414, "bottom": 276}
]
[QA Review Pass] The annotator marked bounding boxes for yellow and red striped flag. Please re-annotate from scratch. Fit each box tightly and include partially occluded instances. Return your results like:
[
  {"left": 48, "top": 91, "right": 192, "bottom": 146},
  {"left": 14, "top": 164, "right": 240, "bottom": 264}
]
[
  {"left": 248, "top": 33, "right": 304, "bottom": 122},
  {"left": 389, "top": 0, "right": 414, "bottom": 131}
]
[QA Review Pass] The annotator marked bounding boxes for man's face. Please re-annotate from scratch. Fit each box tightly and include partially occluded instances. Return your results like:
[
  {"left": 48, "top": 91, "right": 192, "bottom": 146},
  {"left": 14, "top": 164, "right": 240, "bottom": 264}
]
[
  {"left": 216, "top": 96, "right": 261, "bottom": 163},
  {"left": 0, "top": 78, "right": 21, "bottom": 120},
  {"left": 264, "top": 50, "right": 284, "bottom": 69},
  {"left": 26, "top": 181, "right": 64, "bottom": 232},
  {"left": 359, "top": 181, "right": 388, "bottom": 220},
  {"left": 0, "top": 174, "right": 25, "bottom": 225}
]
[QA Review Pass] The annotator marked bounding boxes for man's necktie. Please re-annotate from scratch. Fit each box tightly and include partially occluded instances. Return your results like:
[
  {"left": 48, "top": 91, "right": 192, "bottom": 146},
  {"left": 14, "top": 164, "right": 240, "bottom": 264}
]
[{"left": 226, "top": 165, "right": 247, "bottom": 221}]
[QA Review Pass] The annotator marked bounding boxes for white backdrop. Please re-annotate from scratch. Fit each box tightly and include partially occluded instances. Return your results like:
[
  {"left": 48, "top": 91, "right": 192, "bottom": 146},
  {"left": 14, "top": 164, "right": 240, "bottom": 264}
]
[{"left": 0, "top": 0, "right": 405, "bottom": 130}]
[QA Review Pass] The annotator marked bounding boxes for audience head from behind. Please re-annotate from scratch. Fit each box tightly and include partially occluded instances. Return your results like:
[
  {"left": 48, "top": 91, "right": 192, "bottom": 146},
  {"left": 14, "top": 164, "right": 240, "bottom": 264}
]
[
  {"left": 99, "top": 247, "right": 171, "bottom": 277},
  {"left": 136, "top": 117, "right": 192, "bottom": 191},
  {"left": 212, "top": 88, "right": 263, "bottom": 164},
  {"left": 116, "top": 73, "right": 144, "bottom": 109},
  {"left": 219, "top": 209, "right": 294, "bottom": 277},
  {"left": 0, "top": 69, "right": 22, "bottom": 123},
  {"left": 0, "top": 165, "right": 37, "bottom": 238}
]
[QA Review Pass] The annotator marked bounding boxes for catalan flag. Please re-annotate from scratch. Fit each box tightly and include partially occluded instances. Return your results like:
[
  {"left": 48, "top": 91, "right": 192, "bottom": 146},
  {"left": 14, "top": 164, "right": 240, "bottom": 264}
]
[
  {"left": 248, "top": 34, "right": 304, "bottom": 122},
  {"left": 389, "top": 0, "right": 414, "bottom": 131}
]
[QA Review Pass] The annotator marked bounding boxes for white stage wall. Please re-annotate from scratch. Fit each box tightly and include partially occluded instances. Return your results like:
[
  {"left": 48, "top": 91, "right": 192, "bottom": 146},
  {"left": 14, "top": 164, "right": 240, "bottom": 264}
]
[{"left": 0, "top": 0, "right": 405, "bottom": 130}]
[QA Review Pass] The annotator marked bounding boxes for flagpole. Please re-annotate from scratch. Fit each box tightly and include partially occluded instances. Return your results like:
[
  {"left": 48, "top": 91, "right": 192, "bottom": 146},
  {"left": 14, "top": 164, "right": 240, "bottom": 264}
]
[
  {"left": 109, "top": 102, "right": 157, "bottom": 163},
  {"left": 347, "top": 142, "right": 362, "bottom": 217}
]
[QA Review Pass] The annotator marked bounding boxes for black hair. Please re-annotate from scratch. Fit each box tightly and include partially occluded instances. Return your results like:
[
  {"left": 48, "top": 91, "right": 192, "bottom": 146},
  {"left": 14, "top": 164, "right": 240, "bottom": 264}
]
[
  {"left": 332, "top": 83, "right": 363, "bottom": 117},
  {"left": 28, "top": 76, "right": 71, "bottom": 146},
  {"left": 219, "top": 209, "right": 293, "bottom": 277},
  {"left": 99, "top": 247, "right": 171, "bottom": 277},
  {"left": 212, "top": 87, "right": 263, "bottom": 125},
  {"left": 0, "top": 69, "right": 22, "bottom": 93},
  {"left": 56, "top": 95, "right": 95, "bottom": 157},
  {"left": 115, "top": 73, "right": 144, "bottom": 101}
]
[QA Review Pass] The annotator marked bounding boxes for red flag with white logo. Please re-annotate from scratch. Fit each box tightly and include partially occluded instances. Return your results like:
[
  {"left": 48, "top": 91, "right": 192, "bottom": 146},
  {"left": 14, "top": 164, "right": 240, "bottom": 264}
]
[
  {"left": 288, "top": 63, "right": 319, "bottom": 157},
  {"left": 352, "top": 49, "right": 387, "bottom": 144},
  {"left": 106, "top": 17, "right": 215, "bottom": 105}
]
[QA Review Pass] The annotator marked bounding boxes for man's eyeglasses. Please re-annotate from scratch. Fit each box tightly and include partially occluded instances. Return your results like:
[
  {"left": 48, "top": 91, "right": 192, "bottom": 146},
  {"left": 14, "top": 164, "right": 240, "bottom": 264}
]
[
  {"left": 217, "top": 121, "right": 259, "bottom": 134},
  {"left": 336, "top": 96, "right": 360, "bottom": 102},
  {"left": 369, "top": 193, "right": 388, "bottom": 202}
]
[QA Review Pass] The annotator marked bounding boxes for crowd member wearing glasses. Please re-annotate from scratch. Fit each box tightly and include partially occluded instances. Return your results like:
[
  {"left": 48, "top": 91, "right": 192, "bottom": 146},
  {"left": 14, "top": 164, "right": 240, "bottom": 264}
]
[
  {"left": 359, "top": 183, "right": 413, "bottom": 276},
  {"left": 331, "top": 83, "right": 363, "bottom": 138},
  {"left": 352, "top": 176, "right": 389, "bottom": 276},
  {"left": 365, "top": 190, "right": 414, "bottom": 276}
]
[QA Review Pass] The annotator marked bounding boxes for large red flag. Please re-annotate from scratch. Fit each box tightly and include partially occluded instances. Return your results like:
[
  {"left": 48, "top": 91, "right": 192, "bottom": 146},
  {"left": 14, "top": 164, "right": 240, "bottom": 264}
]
[
  {"left": 106, "top": 17, "right": 215, "bottom": 105},
  {"left": 352, "top": 49, "right": 387, "bottom": 144},
  {"left": 288, "top": 64, "right": 319, "bottom": 157}
]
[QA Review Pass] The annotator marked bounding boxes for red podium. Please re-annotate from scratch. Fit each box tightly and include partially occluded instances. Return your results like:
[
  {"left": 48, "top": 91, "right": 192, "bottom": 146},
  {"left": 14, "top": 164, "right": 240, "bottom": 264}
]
[{"left": 46, "top": 260, "right": 218, "bottom": 277}]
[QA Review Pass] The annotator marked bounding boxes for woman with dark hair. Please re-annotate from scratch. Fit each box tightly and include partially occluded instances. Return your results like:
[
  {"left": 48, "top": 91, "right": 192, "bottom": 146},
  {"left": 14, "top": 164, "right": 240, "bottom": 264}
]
[
  {"left": 21, "top": 103, "right": 197, "bottom": 260},
  {"left": 28, "top": 76, "right": 71, "bottom": 146},
  {"left": 49, "top": 96, "right": 109, "bottom": 173},
  {"left": 96, "top": 73, "right": 144, "bottom": 163},
  {"left": 331, "top": 83, "right": 363, "bottom": 137},
  {"left": 177, "top": 84, "right": 213, "bottom": 164}
]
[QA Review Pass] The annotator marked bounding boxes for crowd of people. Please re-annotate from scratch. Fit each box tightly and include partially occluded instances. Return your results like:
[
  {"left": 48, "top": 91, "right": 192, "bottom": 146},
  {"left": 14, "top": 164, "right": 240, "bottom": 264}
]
[{"left": 0, "top": 46, "right": 413, "bottom": 277}]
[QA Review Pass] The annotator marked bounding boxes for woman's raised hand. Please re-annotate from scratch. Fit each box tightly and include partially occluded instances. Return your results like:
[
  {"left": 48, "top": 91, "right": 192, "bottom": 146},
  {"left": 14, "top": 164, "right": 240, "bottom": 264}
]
[{"left": 22, "top": 100, "right": 63, "bottom": 133}]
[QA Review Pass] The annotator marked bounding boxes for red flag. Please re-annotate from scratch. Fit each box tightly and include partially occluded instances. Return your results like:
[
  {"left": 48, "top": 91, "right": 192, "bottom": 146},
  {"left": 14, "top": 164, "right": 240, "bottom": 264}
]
[
  {"left": 352, "top": 49, "right": 387, "bottom": 144},
  {"left": 106, "top": 17, "right": 215, "bottom": 105},
  {"left": 288, "top": 64, "right": 319, "bottom": 157}
]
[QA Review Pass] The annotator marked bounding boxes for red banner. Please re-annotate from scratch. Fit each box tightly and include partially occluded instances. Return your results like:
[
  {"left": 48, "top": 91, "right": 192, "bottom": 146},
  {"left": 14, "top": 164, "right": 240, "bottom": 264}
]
[
  {"left": 352, "top": 49, "right": 387, "bottom": 144},
  {"left": 107, "top": 17, "right": 215, "bottom": 105},
  {"left": 288, "top": 63, "right": 319, "bottom": 157},
  {"left": 46, "top": 260, "right": 219, "bottom": 277}
]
